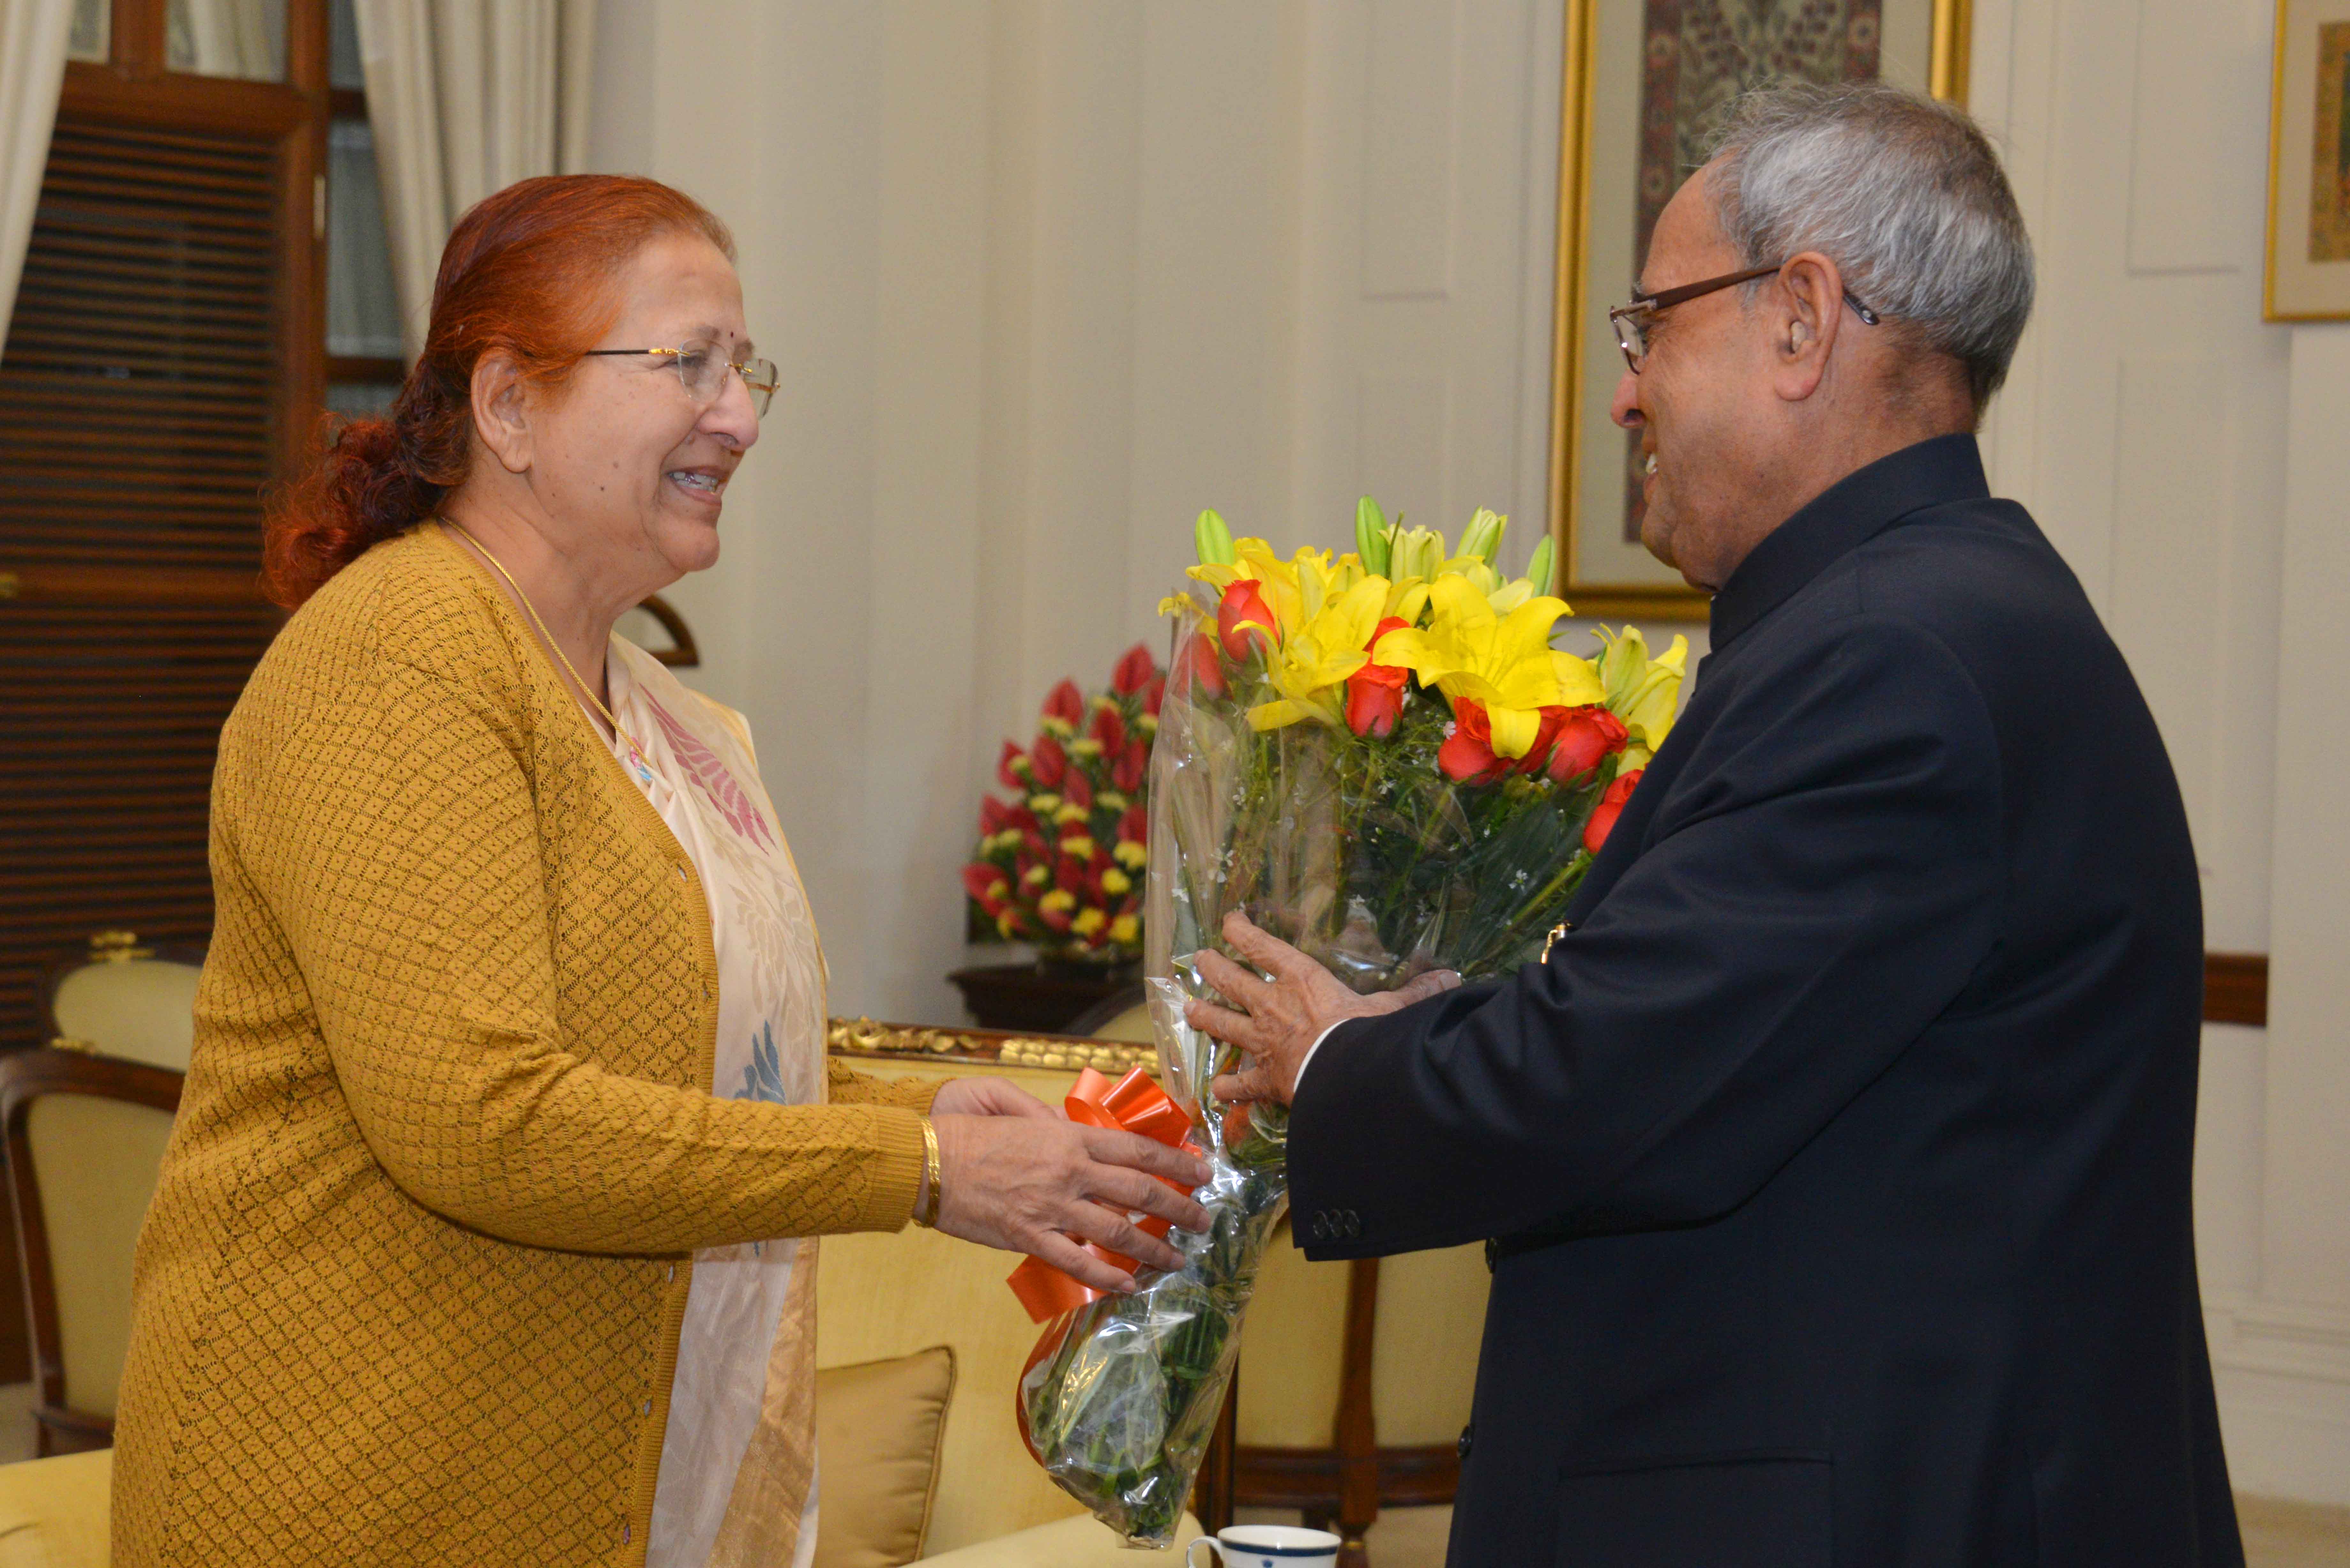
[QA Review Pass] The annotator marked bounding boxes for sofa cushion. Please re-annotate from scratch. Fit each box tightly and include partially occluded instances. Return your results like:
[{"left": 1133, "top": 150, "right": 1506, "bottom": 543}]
[
  {"left": 0, "top": 1447, "right": 111, "bottom": 1568},
  {"left": 815, "top": 1346, "right": 957, "bottom": 1568}
]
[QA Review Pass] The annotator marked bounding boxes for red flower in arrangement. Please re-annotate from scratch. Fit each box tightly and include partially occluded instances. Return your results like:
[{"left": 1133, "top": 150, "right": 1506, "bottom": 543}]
[
  {"left": 969, "top": 648, "right": 1164, "bottom": 960},
  {"left": 1030, "top": 734, "right": 1068, "bottom": 789},
  {"left": 1532, "top": 705, "right": 1630, "bottom": 786},
  {"left": 1112, "top": 642, "right": 1157, "bottom": 696},
  {"left": 1344, "top": 616, "right": 1414, "bottom": 739},
  {"left": 1041, "top": 679, "right": 1086, "bottom": 735},
  {"left": 1113, "top": 737, "right": 1150, "bottom": 792},
  {"left": 1217, "top": 579, "right": 1279, "bottom": 661},
  {"left": 1437, "top": 700, "right": 1513, "bottom": 785},
  {"left": 1583, "top": 769, "right": 1644, "bottom": 855},
  {"left": 1177, "top": 630, "right": 1227, "bottom": 699}
]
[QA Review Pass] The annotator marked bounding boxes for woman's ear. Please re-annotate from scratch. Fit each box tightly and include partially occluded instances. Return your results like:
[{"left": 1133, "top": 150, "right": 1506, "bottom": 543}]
[{"left": 470, "top": 351, "right": 534, "bottom": 476}]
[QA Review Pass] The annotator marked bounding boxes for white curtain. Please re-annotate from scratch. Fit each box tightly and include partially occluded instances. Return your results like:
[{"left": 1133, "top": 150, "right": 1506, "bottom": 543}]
[
  {"left": 352, "top": 0, "right": 596, "bottom": 361},
  {"left": 172, "top": 0, "right": 287, "bottom": 80},
  {"left": 0, "top": 0, "right": 72, "bottom": 358}
]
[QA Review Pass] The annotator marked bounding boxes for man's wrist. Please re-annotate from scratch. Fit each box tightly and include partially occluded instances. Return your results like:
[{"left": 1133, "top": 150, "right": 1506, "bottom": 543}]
[{"left": 1293, "top": 1018, "right": 1351, "bottom": 1090}]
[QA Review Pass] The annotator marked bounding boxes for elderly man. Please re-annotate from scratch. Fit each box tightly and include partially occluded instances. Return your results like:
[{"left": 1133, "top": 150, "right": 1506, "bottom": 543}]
[{"left": 1187, "top": 84, "right": 2242, "bottom": 1566}]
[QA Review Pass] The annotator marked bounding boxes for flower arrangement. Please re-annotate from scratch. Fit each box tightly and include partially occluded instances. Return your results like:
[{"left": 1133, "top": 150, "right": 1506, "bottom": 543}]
[
  {"left": 964, "top": 644, "right": 1165, "bottom": 965},
  {"left": 1013, "top": 500, "right": 1687, "bottom": 1544}
]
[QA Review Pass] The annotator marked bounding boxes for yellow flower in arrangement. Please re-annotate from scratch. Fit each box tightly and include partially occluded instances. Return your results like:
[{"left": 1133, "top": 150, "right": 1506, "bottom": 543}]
[
  {"left": 1245, "top": 576, "right": 1393, "bottom": 732},
  {"left": 1102, "top": 867, "right": 1133, "bottom": 896},
  {"left": 1113, "top": 839, "right": 1148, "bottom": 871},
  {"left": 1109, "top": 913, "right": 1140, "bottom": 946},
  {"left": 1070, "top": 908, "right": 1107, "bottom": 939},
  {"left": 1378, "top": 576, "right": 1601, "bottom": 759},
  {"left": 1594, "top": 626, "right": 1690, "bottom": 770}
]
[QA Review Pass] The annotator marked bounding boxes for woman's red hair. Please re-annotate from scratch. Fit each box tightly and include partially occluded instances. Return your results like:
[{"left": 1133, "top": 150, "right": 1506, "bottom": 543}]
[{"left": 263, "top": 174, "right": 735, "bottom": 608}]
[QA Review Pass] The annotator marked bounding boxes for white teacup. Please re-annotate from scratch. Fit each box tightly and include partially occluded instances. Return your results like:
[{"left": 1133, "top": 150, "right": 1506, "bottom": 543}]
[{"left": 1184, "top": 1524, "right": 1342, "bottom": 1568}]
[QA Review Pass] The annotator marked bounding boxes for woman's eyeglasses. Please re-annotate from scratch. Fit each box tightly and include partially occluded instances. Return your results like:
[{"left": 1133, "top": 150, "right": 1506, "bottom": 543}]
[
  {"left": 1609, "top": 263, "right": 1880, "bottom": 372},
  {"left": 582, "top": 340, "right": 779, "bottom": 416}
]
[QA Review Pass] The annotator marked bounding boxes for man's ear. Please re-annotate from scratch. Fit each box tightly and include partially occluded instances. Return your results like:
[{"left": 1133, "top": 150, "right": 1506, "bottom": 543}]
[
  {"left": 470, "top": 351, "right": 534, "bottom": 476},
  {"left": 1770, "top": 252, "right": 1844, "bottom": 403}
]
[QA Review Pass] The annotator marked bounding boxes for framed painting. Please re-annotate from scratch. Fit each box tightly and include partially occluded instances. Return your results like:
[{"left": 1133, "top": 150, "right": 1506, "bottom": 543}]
[
  {"left": 1547, "top": 0, "right": 1974, "bottom": 619},
  {"left": 2266, "top": 0, "right": 2350, "bottom": 320}
]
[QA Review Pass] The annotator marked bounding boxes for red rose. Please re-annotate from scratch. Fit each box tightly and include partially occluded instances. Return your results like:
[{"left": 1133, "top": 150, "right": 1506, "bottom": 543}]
[
  {"left": 1056, "top": 854, "right": 1089, "bottom": 891},
  {"left": 1217, "top": 579, "right": 1279, "bottom": 660},
  {"left": 1344, "top": 616, "right": 1414, "bottom": 738},
  {"left": 979, "top": 796, "right": 1009, "bottom": 834},
  {"left": 1030, "top": 733, "right": 1068, "bottom": 789},
  {"left": 1090, "top": 705, "right": 1127, "bottom": 755},
  {"left": 997, "top": 740, "right": 1030, "bottom": 791},
  {"left": 1118, "top": 803, "right": 1148, "bottom": 845},
  {"left": 962, "top": 863, "right": 1009, "bottom": 904},
  {"left": 1063, "top": 769, "right": 1094, "bottom": 810},
  {"left": 1004, "top": 804, "right": 1040, "bottom": 833},
  {"left": 1537, "top": 705, "right": 1629, "bottom": 786},
  {"left": 1041, "top": 679, "right": 1085, "bottom": 731},
  {"left": 1142, "top": 672, "right": 1166, "bottom": 717},
  {"left": 1583, "top": 769, "right": 1643, "bottom": 855},
  {"left": 1175, "top": 630, "right": 1227, "bottom": 700},
  {"left": 1113, "top": 737, "right": 1149, "bottom": 792},
  {"left": 1437, "top": 699, "right": 1511, "bottom": 784},
  {"left": 1111, "top": 642, "right": 1157, "bottom": 696}
]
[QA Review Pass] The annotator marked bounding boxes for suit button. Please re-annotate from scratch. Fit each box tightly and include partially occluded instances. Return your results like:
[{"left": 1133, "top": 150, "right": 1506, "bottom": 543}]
[
  {"left": 1484, "top": 1238, "right": 1498, "bottom": 1273},
  {"left": 1344, "top": 1209, "right": 1361, "bottom": 1238},
  {"left": 1458, "top": 1423, "right": 1474, "bottom": 1460},
  {"left": 1309, "top": 1212, "right": 1328, "bottom": 1242}
]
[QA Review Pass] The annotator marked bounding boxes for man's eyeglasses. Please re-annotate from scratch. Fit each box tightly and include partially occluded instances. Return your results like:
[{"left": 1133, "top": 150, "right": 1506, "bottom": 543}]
[
  {"left": 582, "top": 340, "right": 779, "bottom": 416},
  {"left": 1608, "top": 263, "right": 1881, "bottom": 372}
]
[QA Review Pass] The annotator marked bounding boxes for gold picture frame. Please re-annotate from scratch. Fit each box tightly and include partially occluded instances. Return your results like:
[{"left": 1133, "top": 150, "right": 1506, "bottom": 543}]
[
  {"left": 1548, "top": 0, "right": 1975, "bottom": 620},
  {"left": 2264, "top": 0, "right": 2350, "bottom": 320}
]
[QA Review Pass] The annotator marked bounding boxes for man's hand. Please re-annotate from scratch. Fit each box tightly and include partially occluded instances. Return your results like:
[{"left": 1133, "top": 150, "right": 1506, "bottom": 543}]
[{"left": 1187, "top": 910, "right": 1459, "bottom": 1107}]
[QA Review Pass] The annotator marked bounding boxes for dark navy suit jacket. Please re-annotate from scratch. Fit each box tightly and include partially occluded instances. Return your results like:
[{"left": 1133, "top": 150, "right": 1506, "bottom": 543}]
[{"left": 1289, "top": 437, "right": 2241, "bottom": 1566}]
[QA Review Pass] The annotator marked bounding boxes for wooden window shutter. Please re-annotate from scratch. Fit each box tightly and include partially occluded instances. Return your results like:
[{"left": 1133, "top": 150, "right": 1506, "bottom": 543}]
[{"left": 0, "top": 113, "right": 290, "bottom": 1049}]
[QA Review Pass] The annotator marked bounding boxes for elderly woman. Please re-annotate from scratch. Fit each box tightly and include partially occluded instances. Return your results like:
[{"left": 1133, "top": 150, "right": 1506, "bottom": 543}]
[{"left": 111, "top": 174, "right": 1206, "bottom": 1568}]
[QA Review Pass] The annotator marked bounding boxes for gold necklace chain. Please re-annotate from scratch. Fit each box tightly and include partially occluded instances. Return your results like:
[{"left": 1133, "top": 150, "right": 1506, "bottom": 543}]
[{"left": 439, "top": 521, "right": 652, "bottom": 765}]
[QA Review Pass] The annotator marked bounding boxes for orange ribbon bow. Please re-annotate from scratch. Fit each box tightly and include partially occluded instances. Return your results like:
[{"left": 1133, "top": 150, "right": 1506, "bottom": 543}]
[{"left": 1005, "top": 1065, "right": 1198, "bottom": 1325}]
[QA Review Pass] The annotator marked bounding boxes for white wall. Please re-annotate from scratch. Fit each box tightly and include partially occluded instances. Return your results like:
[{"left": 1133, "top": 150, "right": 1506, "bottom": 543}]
[{"left": 598, "top": 0, "right": 2344, "bottom": 1503}]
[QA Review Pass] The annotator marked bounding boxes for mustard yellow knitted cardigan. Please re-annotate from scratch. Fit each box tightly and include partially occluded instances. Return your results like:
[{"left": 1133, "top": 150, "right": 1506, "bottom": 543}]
[{"left": 112, "top": 527, "right": 937, "bottom": 1567}]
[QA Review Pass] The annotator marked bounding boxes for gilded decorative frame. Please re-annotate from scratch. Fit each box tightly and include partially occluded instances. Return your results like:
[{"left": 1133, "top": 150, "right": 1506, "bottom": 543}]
[
  {"left": 2263, "top": 0, "right": 2350, "bottom": 320},
  {"left": 1547, "top": 0, "right": 1975, "bottom": 620}
]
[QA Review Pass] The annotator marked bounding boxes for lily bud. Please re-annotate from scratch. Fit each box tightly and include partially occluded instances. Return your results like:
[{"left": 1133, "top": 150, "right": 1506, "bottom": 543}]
[
  {"left": 1355, "top": 496, "right": 1391, "bottom": 576},
  {"left": 1194, "top": 508, "right": 1237, "bottom": 567},
  {"left": 1525, "top": 536, "right": 1555, "bottom": 597}
]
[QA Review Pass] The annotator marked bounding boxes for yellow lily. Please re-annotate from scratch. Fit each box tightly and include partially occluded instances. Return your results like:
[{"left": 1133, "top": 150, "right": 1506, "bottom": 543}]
[
  {"left": 1379, "top": 576, "right": 1600, "bottom": 758},
  {"left": 1246, "top": 577, "right": 1392, "bottom": 731},
  {"left": 1593, "top": 626, "right": 1690, "bottom": 769}
]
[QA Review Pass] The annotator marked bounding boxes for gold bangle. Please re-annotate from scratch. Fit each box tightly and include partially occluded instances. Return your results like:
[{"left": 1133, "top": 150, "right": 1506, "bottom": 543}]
[{"left": 913, "top": 1117, "right": 943, "bottom": 1228}]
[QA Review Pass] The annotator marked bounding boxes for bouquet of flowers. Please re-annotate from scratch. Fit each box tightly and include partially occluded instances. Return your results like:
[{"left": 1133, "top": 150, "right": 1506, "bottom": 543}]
[
  {"left": 965, "top": 644, "right": 1165, "bottom": 965},
  {"left": 1012, "top": 500, "right": 1687, "bottom": 1544}
]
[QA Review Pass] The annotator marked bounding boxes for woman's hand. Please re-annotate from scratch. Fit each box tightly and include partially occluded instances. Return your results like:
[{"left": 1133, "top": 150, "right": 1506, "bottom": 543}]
[
  {"left": 931, "top": 1113, "right": 1211, "bottom": 1294},
  {"left": 928, "top": 1075, "right": 1062, "bottom": 1121}
]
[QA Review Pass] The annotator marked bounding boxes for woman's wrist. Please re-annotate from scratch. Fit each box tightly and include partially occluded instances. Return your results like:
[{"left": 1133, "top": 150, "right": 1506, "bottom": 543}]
[{"left": 912, "top": 1116, "right": 943, "bottom": 1228}]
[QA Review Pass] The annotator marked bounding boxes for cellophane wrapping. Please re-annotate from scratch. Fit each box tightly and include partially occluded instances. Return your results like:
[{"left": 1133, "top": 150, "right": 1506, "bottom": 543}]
[{"left": 1013, "top": 603, "right": 1619, "bottom": 1547}]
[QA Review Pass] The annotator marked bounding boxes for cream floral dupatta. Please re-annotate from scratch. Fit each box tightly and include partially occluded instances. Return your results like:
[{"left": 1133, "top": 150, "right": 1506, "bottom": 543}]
[{"left": 606, "top": 638, "right": 831, "bottom": 1568}]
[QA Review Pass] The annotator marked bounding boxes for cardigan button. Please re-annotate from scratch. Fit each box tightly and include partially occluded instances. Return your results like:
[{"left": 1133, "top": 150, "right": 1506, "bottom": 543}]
[{"left": 676, "top": 863, "right": 689, "bottom": 881}]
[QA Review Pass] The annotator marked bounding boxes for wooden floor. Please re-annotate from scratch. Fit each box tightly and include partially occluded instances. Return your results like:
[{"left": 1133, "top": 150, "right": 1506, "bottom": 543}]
[{"left": 1239, "top": 1498, "right": 2350, "bottom": 1566}]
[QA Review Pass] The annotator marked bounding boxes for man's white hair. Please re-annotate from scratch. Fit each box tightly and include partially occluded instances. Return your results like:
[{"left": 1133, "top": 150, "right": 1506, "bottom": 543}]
[{"left": 1706, "top": 81, "right": 2035, "bottom": 408}]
